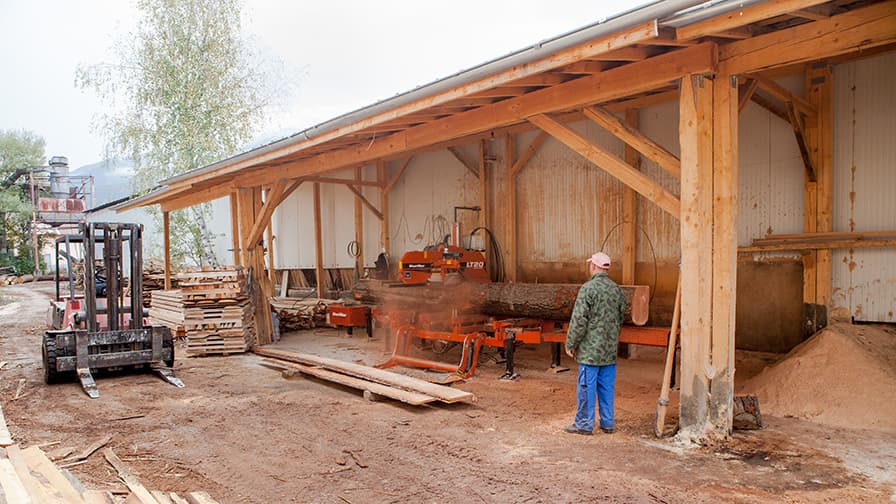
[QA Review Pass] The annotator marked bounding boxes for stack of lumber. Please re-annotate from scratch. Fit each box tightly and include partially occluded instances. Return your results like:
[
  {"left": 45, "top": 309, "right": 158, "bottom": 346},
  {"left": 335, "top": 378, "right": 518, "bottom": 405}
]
[
  {"left": 0, "top": 403, "right": 220, "bottom": 503},
  {"left": 254, "top": 346, "right": 476, "bottom": 406},
  {"left": 179, "top": 267, "right": 255, "bottom": 356},
  {"left": 142, "top": 258, "right": 174, "bottom": 307},
  {"left": 270, "top": 297, "right": 337, "bottom": 330},
  {"left": 149, "top": 289, "right": 186, "bottom": 338}
]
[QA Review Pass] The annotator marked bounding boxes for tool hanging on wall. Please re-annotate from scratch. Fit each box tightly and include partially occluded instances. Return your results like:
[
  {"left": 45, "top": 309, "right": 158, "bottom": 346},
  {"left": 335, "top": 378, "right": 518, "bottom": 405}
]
[{"left": 654, "top": 274, "right": 681, "bottom": 438}]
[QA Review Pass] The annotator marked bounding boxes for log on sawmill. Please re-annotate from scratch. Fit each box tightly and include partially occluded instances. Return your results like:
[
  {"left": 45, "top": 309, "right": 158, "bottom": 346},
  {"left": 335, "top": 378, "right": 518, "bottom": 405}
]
[{"left": 352, "top": 280, "right": 649, "bottom": 325}]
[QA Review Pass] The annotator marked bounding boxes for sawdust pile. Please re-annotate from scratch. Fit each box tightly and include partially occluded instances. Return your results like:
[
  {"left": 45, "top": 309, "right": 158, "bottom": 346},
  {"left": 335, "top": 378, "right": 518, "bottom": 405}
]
[{"left": 741, "top": 322, "right": 896, "bottom": 433}]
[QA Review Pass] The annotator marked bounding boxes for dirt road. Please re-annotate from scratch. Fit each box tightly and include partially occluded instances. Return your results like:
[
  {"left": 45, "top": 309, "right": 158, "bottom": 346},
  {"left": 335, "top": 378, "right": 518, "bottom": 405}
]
[{"left": 1, "top": 282, "right": 892, "bottom": 503}]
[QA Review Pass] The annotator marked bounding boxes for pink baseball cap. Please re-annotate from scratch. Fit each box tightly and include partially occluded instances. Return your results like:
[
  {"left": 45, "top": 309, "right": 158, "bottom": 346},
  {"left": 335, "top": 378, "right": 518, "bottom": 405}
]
[{"left": 586, "top": 252, "right": 611, "bottom": 269}]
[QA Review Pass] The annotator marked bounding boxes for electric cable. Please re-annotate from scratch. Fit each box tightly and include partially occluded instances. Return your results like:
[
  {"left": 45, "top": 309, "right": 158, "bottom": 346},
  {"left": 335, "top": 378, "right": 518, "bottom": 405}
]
[
  {"left": 469, "top": 226, "right": 506, "bottom": 283},
  {"left": 599, "top": 221, "right": 658, "bottom": 303}
]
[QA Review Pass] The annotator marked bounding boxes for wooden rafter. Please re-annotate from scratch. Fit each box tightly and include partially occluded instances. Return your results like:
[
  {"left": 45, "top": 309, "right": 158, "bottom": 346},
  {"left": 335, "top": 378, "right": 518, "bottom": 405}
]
[
  {"left": 745, "top": 73, "right": 816, "bottom": 117},
  {"left": 501, "top": 73, "right": 571, "bottom": 87},
  {"left": 296, "top": 176, "right": 381, "bottom": 188},
  {"left": 582, "top": 106, "right": 680, "bottom": 178},
  {"left": 556, "top": 61, "right": 609, "bottom": 75},
  {"left": 591, "top": 46, "right": 657, "bottom": 62},
  {"left": 719, "top": 1, "right": 896, "bottom": 74},
  {"left": 676, "top": 0, "right": 830, "bottom": 41},
  {"left": 750, "top": 92, "right": 790, "bottom": 123},
  {"left": 448, "top": 146, "right": 480, "bottom": 178},
  {"left": 227, "top": 43, "right": 715, "bottom": 189},
  {"left": 528, "top": 113, "right": 680, "bottom": 218},
  {"left": 384, "top": 157, "right": 412, "bottom": 193}
]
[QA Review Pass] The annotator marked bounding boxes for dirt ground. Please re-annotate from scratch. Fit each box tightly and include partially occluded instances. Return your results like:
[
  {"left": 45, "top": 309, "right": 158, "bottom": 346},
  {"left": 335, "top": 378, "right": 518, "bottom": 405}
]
[{"left": 1, "top": 282, "right": 894, "bottom": 503}]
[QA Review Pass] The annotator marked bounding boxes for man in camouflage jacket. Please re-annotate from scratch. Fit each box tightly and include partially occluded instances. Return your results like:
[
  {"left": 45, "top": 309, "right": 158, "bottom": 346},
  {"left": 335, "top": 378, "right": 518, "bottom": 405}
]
[{"left": 563, "top": 251, "right": 626, "bottom": 435}]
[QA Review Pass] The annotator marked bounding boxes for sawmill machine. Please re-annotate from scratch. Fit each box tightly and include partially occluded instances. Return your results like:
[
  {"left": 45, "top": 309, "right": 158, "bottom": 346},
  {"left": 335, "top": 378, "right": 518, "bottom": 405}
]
[
  {"left": 43, "top": 222, "right": 183, "bottom": 398},
  {"left": 397, "top": 207, "right": 489, "bottom": 285}
]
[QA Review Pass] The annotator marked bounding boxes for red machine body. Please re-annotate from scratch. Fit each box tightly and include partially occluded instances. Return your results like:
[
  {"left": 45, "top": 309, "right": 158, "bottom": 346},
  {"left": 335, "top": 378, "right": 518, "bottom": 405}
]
[
  {"left": 398, "top": 244, "right": 488, "bottom": 285},
  {"left": 327, "top": 303, "right": 373, "bottom": 336}
]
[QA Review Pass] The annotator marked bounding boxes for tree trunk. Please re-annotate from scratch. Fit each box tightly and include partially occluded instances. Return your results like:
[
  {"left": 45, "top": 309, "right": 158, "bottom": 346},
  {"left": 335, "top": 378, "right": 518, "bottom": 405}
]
[
  {"left": 193, "top": 204, "right": 219, "bottom": 267},
  {"left": 352, "top": 280, "right": 649, "bottom": 325}
]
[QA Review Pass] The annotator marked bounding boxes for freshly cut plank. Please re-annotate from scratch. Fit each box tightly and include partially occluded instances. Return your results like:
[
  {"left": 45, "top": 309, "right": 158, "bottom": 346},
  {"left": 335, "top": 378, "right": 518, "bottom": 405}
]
[
  {"left": 252, "top": 347, "right": 475, "bottom": 403},
  {"left": 261, "top": 358, "right": 438, "bottom": 406},
  {"left": 186, "top": 491, "right": 221, "bottom": 504},
  {"left": 0, "top": 453, "right": 31, "bottom": 504},
  {"left": 83, "top": 490, "right": 116, "bottom": 504},
  {"left": 0, "top": 403, "right": 12, "bottom": 446},
  {"left": 6, "top": 445, "right": 67, "bottom": 504},
  {"left": 152, "top": 490, "right": 175, "bottom": 504},
  {"left": 21, "top": 446, "right": 86, "bottom": 504},
  {"left": 103, "top": 448, "right": 159, "bottom": 504}
]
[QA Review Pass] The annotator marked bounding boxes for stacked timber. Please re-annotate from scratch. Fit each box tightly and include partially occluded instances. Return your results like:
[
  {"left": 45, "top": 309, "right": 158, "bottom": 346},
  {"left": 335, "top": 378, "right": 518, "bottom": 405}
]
[
  {"left": 149, "top": 289, "right": 186, "bottom": 338},
  {"left": 254, "top": 346, "right": 476, "bottom": 406},
  {"left": 352, "top": 279, "right": 650, "bottom": 325},
  {"left": 179, "top": 267, "right": 256, "bottom": 356},
  {"left": 270, "top": 297, "right": 337, "bottom": 330},
  {"left": 142, "top": 257, "right": 173, "bottom": 307}
]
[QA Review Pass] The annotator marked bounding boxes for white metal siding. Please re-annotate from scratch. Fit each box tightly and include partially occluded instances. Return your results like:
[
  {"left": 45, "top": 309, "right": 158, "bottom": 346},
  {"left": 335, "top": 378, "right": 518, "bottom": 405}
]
[{"left": 832, "top": 52, "right": 896, "bottom": 322}]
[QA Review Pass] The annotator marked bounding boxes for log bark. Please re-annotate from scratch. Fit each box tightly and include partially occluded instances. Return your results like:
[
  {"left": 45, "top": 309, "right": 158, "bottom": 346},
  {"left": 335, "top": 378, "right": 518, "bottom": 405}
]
[{"left": 352, "top": 280, "right": 649, "bottom": 325}]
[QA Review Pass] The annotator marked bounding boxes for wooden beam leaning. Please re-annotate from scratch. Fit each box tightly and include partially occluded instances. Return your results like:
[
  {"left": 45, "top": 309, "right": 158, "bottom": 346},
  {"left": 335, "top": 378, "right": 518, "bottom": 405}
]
[
  {"left": 750, "top": 93, "right": 790, "bottom": 123},
  {"left": 738, "top": 78, "right": 758, "bottom": 114},
  {"left": 675, "top": 0, "right": 831, "bottom": 41},
  {"left": 746, "top": 73, "right": 816, "bottom": 118},
  {"left": 583, "top": 105, "right": 680, "bottom": 178},
  {"left": 246, "top": 179, "right": 287, "bottom": 248},
  {"left": 527, "top": 114, "right": 681, "bottom": 218},
  {"left": 719, "top": 1, "right": 896, "bottom": 74},
  {"left": 448, "top": 146, "right": 480, "bottom": 178},
  {"left": 240, "top": 43, "right": 717, "bottom": 188},
  {"left": 510, "top": 132, "right": 547, "bottom": 177}
]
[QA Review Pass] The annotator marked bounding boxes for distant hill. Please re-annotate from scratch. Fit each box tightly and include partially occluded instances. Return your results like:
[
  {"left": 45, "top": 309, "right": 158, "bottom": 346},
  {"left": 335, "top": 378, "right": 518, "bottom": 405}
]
[{"left": 70, "top": 158, "right": 136, "bottom": 207}]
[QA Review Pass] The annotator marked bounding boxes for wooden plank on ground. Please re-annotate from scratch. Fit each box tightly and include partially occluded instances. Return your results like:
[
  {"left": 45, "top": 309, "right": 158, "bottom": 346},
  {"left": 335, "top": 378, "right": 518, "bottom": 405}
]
[
  {"left": 186, "top": 491, "right": 221, "bottom": 504},
  {"left": 103, "top": 448, "right": 159, "bottom": 504},
  {"left": 169, "top": 493, "right": 190, "bottom": 504},
  {"left": 0, "top": 403, "right": 12, "bottom": 447},
  {"left": 63, "top": 434, "right": 113, "bottom": 464},
  {"left": 6, "top": 445, "right": 62, "bottom": 503},
  {"left": 261, "top": 358, "right": 438, "bottom": 406},
  {"left": 83, "top": 490, "right": 116, "bottom": 504},
  {"left": 152, "top": 490, "right": 175, "bottom": 504},
  {"left": 21, "top": 445, "right": 87, "bottom": 504},
  {"left": 252, "top": 347, "right": 475, "bottom": 403},
  {"left": 0, "top": 451, "right": 31, "bottom": 504}
]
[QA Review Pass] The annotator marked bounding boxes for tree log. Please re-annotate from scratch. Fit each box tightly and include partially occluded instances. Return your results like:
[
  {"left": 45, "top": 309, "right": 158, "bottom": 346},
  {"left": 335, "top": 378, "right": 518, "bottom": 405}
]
[{"left": 352, "top": 280, "right": 649, "bottom": 325}]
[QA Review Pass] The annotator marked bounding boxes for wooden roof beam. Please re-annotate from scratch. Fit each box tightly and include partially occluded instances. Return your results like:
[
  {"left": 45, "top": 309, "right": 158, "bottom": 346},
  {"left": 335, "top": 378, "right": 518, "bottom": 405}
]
[
  {"left": 500, "top": 73, "right": 572, "bottom": 87},
  {"left": 343, "top": 184, "right": 383, "bottom": 220},
  {"left": 719, "top": 1, "right": 896, "bottom": 74},
  {"left": 220, "top": 43, "right": 716, "bottom": 191},
  {"left": 785, "top": 100, "right": 817, "bottom": 181},
  {"left": 745, "top": 73, "right": 816, "bottom": 118},
  {"left": 676, "top": 0, "right": 830, "bottom": 41},
  {"left": 448, "top": 146, "right": 480, "bottom": 178},
  {"left": 528, "top": 113, "right": 680, "bottom": 218},
  {"left": 246, "top": 178, "right": 288, "bottom": 247}
]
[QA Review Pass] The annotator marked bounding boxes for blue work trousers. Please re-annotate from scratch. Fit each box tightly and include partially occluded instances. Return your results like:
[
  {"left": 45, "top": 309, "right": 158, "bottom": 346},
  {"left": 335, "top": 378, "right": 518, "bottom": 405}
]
[{"left": 573, "top": 363, "right": 616, "bottom": 432}]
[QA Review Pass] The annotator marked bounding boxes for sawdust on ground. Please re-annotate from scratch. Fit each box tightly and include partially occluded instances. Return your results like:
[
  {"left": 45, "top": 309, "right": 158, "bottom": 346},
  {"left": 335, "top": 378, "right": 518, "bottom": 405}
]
[{"left": 741, "top": 322, "right": 896, "bottom": 433}]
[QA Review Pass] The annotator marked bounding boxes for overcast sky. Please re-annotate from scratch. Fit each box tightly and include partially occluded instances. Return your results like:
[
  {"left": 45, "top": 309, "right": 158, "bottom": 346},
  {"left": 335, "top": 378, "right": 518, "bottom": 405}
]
[{"left": 0, "top": 0, "right": 649, "bottom": 168}]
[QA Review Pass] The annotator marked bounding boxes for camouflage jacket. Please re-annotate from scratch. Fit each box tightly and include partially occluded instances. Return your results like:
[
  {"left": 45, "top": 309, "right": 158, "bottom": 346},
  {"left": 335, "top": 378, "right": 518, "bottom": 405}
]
[{"left": 565, "top": 272, "right": 626, "bottom": 366}]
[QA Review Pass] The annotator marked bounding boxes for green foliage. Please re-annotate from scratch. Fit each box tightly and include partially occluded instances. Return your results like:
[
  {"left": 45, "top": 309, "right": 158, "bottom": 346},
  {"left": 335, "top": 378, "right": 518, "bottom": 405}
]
[
  {"left": 0, "top": 129, "right": 46, "bottom": 273},
  {"left": 0, "top": 129, "right": 46, "bottom": 180},
  {"left": 77, "top": 0, "right": 281, "bottom": 266}
]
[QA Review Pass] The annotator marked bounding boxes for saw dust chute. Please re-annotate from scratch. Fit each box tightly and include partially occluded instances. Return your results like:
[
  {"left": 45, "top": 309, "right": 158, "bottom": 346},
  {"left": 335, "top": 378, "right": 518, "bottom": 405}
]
[{"left": 740, "top": 323, "right": 896, "bottom": 433}]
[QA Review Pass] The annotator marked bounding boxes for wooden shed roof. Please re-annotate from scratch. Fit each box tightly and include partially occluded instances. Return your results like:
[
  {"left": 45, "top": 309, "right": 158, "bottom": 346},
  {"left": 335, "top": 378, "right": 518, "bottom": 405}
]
[{"left": 119, "top": 0, "right": 894, "bottom": 213}]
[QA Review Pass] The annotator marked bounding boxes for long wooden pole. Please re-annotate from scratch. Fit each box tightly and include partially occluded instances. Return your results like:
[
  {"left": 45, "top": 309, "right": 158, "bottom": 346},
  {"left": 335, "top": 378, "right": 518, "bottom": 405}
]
[
  {"left": 313, "top": 182, "right": 324, "bottom": 298},
  {"left": 163, "top": 211, "right": 171, "bottom": 290},
  {"left": 654, "top": 276, "right": 681, "bottom": 438}
]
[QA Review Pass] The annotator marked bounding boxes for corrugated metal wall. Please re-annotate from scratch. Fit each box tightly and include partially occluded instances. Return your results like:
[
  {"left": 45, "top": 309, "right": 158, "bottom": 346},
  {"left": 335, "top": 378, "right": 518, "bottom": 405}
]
[{"left": 831, "top": 52, "right": 896, "bottom": 322}]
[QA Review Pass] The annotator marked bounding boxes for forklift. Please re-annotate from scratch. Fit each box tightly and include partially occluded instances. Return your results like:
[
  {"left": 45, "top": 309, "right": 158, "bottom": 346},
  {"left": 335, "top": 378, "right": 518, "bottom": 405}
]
[{"left": 43, "top": 222, "right": 183, "bottom": 398}]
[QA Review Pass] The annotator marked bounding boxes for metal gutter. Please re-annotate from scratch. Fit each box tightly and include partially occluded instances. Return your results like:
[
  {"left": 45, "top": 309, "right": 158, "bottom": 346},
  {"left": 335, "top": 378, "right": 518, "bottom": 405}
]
[
  {"left": 658, "top": 0, "right": 766, "bottom": 28},
  {"left": 154, "top": 0, "right": 711, "bottom": 190}
]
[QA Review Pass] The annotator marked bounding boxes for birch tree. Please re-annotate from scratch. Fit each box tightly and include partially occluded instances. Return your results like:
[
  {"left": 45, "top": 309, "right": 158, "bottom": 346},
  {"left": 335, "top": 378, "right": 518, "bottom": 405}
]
[{"left": 78, "top": 0, "right": 281, "bottom": 266}]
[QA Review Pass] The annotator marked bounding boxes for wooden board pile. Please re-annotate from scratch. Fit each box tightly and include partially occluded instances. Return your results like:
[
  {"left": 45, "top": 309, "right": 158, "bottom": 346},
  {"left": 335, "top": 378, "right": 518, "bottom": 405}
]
[
  {"left": 0, "top": 404, "right": 220, "bottom": 503},
  {"left": 179, "top": 267, "right": 255, "bottom": 356},
  {"left": 270, "top": 297, "right": 337, "bottom": 331},
  {"left": 148, "top": 289, "right": 186, "bottom": 338},
  {"left": 142, "top": 258, "right": 174, "bottom": 307},
  {"left": 254, "top": 346, "right": 476, "bottom": 406}
]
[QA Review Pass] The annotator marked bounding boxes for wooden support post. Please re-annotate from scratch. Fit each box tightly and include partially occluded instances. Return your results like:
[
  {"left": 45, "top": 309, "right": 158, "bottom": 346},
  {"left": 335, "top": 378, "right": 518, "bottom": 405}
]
[
  {"left": 622, "top": 109, "right": 640, "bottom": 286},
  {"left": 163, "top": 210, "right": 171, "bottom": 290},
  {"left": 230, "top": 192, "right": 240, "bottom": 266},
  {"left": 237, "top": 188, "right": 252, "bottom": 271},
  {"left": 678, "top": 72, "right": 739, "bottom": 442},
  {"left": 313, "top": 182, "right": 324, "bottom": 299},
  {"left": 709, "top": 72, "right": 738, "bottom": 434},
  {"left": 505, "top": 134, "right": 517, "bottom": 282},
  {"left": 378, "top": 160, "right": 389, "bottom": 255},
  {"left": 479, "top": 139, "right": 489, "bottom": 277},
  {"left": 354, "top": 166, "right": 364, "bottom": 276}
]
